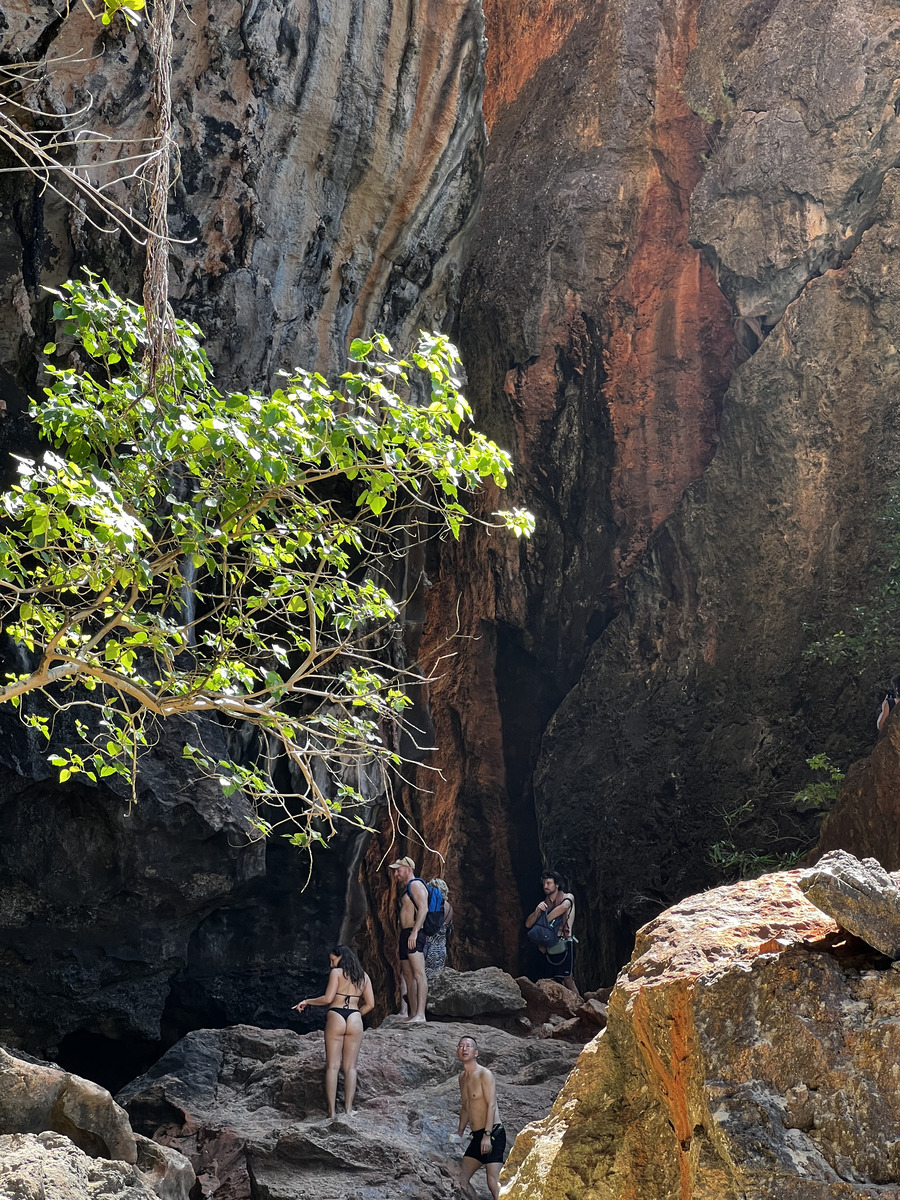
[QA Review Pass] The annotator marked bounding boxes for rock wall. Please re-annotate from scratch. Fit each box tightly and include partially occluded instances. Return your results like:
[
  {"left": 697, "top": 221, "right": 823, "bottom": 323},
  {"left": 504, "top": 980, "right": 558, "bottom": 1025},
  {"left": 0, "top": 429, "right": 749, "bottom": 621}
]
[
  {"left": 502, "top": 869, "right": 900, "bottom": 1200},
  {"left": 0, "top": 0, "right": 489, "bottom": 1067},
  {"left": 531, "top": 0, "right": 900, "bottom": 982},
  {"left": 418, "top": 0, "right": 900, "bottom": 987}
]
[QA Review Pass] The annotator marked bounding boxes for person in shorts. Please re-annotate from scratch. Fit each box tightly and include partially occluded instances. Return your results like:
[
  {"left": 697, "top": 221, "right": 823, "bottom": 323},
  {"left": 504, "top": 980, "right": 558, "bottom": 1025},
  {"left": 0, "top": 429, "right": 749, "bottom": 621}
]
[
  {"left": 454, "top": 1034, "right": 505, "bottom": 1198},
  {"left": 525, "top": 868, "right": 578, "bottom": 994},
  {"left": 389, "top": 855, "right": 428, "bottom": 1023}
]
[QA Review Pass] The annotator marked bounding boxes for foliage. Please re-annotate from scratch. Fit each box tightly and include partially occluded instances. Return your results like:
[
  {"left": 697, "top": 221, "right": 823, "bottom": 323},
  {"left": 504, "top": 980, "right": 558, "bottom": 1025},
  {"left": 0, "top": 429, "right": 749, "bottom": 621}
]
[
  {"left": 709, "top": 755, "right": 843, "bottom": 882},
  {"left": 789, "top": 753, "right": 845, "bottom": 811},
  {"left": 804, "top": 490, "right": 900, "bottom": 670},
  {"left": 0, "top": 276, "right": 532, "bottom": 848},
  {"left": 101, "top": 0, "right": 146, "bottom": 27}
]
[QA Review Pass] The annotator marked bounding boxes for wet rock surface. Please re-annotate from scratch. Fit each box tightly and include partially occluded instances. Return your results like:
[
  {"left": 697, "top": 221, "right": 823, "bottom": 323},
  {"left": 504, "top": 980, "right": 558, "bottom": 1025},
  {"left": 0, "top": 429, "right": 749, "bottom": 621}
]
[
  {"left": 118, "top": 1021, "right": 580, "bottom": 1200},
  {"left": 799, "top": 850, "right": 900, "bottom": 960},
  {"left": 502, "top": 870, "right": 900, "bottom": 1199}
]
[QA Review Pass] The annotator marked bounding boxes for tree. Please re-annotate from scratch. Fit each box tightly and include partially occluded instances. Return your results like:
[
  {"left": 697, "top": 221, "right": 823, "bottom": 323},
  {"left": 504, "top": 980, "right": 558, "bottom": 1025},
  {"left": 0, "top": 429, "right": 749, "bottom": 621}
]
[{"left": 0, "top": 275, "right": 532, "bottom": 850}]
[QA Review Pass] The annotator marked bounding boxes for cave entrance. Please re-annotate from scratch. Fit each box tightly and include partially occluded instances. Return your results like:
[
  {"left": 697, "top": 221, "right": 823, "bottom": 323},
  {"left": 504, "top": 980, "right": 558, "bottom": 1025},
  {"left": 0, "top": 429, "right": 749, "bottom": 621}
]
[{"left": 55, "top": 1030, "right": 165, "bottom": 1096}]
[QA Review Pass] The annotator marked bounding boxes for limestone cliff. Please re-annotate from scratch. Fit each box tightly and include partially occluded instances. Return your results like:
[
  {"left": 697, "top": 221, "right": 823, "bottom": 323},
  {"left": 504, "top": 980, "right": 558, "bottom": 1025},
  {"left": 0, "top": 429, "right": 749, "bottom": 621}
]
[
  {"left": 503, "top": 869, "right": 900, "bottom": 1200},
  {"left": 0, "top": 0, "right": 489, "bottom": 1067},
  {"left": 422, "top": 0, "right": 900, "bottom": 985}
]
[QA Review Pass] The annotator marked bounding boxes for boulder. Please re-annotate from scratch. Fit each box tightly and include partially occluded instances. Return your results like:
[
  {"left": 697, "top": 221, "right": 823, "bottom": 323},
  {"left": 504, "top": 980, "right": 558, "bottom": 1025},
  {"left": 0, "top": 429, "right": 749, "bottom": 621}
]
[
  {"left": 426, "top": 967, "right": 526, "bottom": 1017},
  {"left": 0, "top": 1131, "right": 158, "bottom": 1199},
  {"left": 0, "top": 1048, "right": 193, "bottom": 1200},
  {"left": 0, "top": 1047, "right": 136, "bottom": 1162},
  {"left": 575, "top": 998, "right": 608, "bottom": 1028},
  {"left": 798, "top": 850, "right": 900, "bottom": 959},
  {"left": 119, "top": 1021, "right": 580, "bottom": 1200},
  {"left": 515, "top": 977, "right": 581, "bottom": 1025},
  {"left": 501, "top": 869, "right": 900, "bottom": 1198}
]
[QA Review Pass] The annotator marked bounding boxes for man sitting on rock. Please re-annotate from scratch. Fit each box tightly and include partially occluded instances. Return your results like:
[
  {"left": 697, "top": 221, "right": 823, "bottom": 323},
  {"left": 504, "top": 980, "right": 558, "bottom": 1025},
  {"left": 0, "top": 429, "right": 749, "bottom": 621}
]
[
  {"left": 389, "top": 855, "right": 429, "bottom": 1024},
  {"left": 454, "top": 1035, "right": 505, "bottom": 1199},
  {"left": 525, "top": 868, "right": 579, "bottom": 995}
]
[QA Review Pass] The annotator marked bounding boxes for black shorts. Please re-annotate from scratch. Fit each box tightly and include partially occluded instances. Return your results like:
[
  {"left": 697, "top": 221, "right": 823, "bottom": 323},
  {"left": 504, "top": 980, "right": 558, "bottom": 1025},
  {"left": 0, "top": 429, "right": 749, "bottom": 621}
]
[
  {"left": 399, "top": 927, "right": 426, "bottom": 960},
  {"left": 464, "top": 1124, "right": 506, "bottom": 1165},
  {"left": 543, "top": 938, "right": 575, "bottom": 980}
]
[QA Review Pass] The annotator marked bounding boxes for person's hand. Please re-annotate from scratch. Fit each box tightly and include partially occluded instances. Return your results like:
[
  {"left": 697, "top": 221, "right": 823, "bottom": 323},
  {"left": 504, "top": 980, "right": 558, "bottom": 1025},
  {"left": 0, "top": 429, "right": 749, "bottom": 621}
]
[
  {"left": 293, "top": 1001, "right": 308, "bottom": 1012},
  {"left": 537, "top": 901, "right": 548, "bottom": 913},
  {"left": 481, "top": 1133, "right": 491, "bottom": 1152},
  {"left": 408, "top": 932, "right": 417, "bottom": 951},
  {"left": 449, "top": 1132, "right": 463, "bottom": 1143}
]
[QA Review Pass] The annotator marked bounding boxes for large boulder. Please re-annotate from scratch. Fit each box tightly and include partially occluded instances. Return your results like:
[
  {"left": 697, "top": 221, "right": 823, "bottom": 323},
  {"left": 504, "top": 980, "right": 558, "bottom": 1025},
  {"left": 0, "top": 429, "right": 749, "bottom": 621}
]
[
  {"left": 0, "top": 1047, "right": 136, "bottom": 1162},
  {"left": 0, "top": 1048, "right": 193, "bottom": 1200},
  {"left": 0, "top": 1132, "right": 159, "bottom": 1200},
  {"left": 426, "top": 967, "right": 526, "bottom": 1017},
  {"left": 119, "top": 1021, "right": 580, "bottom": 1200},
  {"left": 798, "top": 850, "right": 900, "bottom": 959},
  {"left": 500, "top": 870, "right": 900, "bottom": 1198}
]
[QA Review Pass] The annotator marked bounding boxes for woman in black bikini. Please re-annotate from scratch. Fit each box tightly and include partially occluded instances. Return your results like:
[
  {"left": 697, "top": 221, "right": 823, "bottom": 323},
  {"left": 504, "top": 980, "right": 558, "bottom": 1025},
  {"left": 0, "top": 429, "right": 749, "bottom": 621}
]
[{"left": 293, "top": 945, "right": 375, "bottom": 1119}]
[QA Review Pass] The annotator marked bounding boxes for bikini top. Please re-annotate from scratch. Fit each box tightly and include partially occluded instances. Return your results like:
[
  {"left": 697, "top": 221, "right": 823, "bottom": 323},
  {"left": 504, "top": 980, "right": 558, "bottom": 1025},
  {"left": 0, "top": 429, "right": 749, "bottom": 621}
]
[{"left": 332, "top": 971, "right": 366, "bottom": 1009}]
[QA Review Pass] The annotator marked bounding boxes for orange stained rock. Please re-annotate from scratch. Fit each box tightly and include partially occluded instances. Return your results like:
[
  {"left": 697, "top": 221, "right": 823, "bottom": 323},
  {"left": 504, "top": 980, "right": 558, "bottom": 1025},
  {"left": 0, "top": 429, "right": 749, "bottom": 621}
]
[
  {"left": 604, "top": 0, "right": 735, "bottom": 581},
  {"left": 482, "top": 0, "right": 581, "bottom": 132},
  {"left": 630, "top": 983, "right": 695, "bottom": 1200}
]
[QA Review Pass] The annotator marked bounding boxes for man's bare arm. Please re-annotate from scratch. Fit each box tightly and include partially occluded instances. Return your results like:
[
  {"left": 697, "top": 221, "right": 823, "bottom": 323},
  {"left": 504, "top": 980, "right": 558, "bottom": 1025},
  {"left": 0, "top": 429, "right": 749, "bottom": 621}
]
[
  {"left": 410, "top": 879, "right": 428, "bottom": 935},
  {"left": 482, "top": 1070, "right": 498, "bottom": 1130}
]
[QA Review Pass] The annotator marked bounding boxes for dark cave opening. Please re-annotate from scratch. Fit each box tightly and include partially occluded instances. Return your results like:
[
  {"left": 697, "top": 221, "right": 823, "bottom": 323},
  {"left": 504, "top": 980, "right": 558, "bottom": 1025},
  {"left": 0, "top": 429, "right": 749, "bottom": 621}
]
[
  {"left": 494, "top": 622, "right": 565, "bottom": 977},
  {"left": 55, "top": 1029, "right": 166, "bottom": 1097}
]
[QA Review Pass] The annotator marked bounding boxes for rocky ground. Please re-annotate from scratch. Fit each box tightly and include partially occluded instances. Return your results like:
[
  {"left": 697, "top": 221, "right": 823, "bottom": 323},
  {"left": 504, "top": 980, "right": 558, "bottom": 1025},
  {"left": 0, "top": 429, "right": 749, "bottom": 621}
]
[{"left": 118, "top": 1019, "right": 581, "bottom": 1200}]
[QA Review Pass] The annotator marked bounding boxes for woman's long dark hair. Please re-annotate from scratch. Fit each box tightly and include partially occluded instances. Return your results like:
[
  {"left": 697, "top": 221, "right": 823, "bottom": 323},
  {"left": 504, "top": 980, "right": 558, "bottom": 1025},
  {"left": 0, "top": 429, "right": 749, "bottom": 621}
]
[{"left": 331, "top": 944, "right": 365, "bottom": 988}]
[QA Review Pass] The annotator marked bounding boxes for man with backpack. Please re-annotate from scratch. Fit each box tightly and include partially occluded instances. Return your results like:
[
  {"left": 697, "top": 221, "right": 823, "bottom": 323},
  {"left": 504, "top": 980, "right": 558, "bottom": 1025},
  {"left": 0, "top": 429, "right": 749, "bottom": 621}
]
[
  {"left": 525, "top": 869, "right": 578, "bottom": 995},
  {"left": 389, "top": 855, "right": 444, "bottom": 1024}
]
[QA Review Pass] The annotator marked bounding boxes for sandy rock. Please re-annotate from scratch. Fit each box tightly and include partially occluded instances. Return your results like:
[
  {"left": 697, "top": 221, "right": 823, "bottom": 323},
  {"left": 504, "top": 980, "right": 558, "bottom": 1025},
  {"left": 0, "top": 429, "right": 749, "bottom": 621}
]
[
  {"left": 0, "top": 1131, "right": 158, "bottom": 1199},
  {"left": 500, "top": 869, "right": 900, "bottom": 1198},
  {"left": 798, "top": 850, "right": 900, "bottom": 959},
  {"left": 426, "top": 967, "right": 526, "bottom": 1017},
  {"left": 0, "top": 1047, "right": 136, "bottom": 1162},
  {"left": 119, "top": 1021, "right": 579, "bottom": 1200}
]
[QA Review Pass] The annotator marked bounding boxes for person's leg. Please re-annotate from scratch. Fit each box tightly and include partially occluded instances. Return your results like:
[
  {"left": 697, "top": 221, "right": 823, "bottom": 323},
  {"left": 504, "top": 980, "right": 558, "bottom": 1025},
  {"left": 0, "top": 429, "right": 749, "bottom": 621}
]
[
  {"left": 398, "top": 973, "right": 409, "bottom": 1017},
  {"left": 485, "top": 1162, "right": 502, "bottom": 1199},
  {"left": 341, "top": 1013, "right": 364, "bottom": 1113},
  {"left": 400, "top": 959, "right": 417, "bottom": 1020},
  {"left": 323, "top": 1013, "right": 343, "bottom": 1118},
  {"left": 460, "top": 1156, "right": 482, "bottom": 1196},
  {"left": 407, "top": 950, "right": 427, "bottom": 1022}
]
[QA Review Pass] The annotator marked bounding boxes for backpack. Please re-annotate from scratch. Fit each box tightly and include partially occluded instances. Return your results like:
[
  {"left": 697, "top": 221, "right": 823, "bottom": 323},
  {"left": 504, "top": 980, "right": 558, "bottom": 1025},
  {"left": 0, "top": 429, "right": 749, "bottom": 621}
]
[
  {"left": 527, "top": 909, "right": 565, "bottom": 947},
  {"left": 408, "top": 878, "right": 445, "bottom": 936}
]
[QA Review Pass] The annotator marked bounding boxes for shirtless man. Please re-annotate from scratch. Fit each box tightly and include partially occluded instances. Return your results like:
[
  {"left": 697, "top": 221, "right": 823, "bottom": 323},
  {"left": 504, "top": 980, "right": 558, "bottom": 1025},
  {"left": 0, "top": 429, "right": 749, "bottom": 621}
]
[
  {"left": 525, "top": 868, "right": 578, "bottom": 994},
  {"left": 454, "top": 1035, "right": 505, "bottom": 1199},
  {"left": 389, "top": 855, "right": 428, "bottom": 1023}
]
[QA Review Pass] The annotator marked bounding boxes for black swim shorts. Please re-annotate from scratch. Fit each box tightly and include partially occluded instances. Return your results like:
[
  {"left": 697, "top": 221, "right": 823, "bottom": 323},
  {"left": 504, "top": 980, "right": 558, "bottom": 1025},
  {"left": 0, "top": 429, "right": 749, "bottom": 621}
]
[
  {"left": 544, "top": 938, "right": 575, "bottom": 980},
  {"left": 398, "top": 927, "right": 426, "bottom": 960},
  {"left": 463, "top": 1124, "right": 506, "bottom": 1165}
]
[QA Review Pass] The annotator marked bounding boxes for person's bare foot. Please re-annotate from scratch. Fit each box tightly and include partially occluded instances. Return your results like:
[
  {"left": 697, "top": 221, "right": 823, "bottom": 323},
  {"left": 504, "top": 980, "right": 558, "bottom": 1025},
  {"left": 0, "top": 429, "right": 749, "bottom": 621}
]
[{"left": 406, "top": 1016, "right": 426, "bottom": 1025}]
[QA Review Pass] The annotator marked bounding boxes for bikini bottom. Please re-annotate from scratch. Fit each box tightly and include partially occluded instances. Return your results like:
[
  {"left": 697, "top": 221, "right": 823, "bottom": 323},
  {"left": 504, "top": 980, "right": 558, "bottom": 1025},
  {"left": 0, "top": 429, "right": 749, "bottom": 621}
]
[{"left": 327, "top": 1007, "right": 361, "bottom": 1024}]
